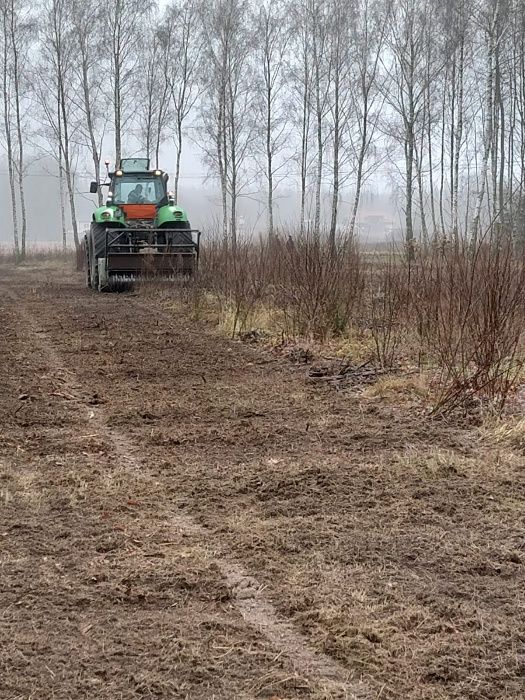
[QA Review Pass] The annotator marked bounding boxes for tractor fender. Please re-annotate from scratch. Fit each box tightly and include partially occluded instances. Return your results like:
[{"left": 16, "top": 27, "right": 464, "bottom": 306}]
[
  {"left": 155, "top": 204, "right": 190, "bottom": 228},
  {"left": 93, "top": 205, "right": 125, "bottom": 225}
]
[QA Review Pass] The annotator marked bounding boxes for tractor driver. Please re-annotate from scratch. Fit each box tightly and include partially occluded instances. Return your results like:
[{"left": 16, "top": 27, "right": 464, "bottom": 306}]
[{"left": 128, "top": 184, "right": 145, "bottom": 204}]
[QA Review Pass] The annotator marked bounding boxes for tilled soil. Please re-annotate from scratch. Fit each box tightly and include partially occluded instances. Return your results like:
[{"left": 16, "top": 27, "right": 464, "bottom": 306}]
[{"left": 1, "top": 262, "right": 524, "bottom": 700}]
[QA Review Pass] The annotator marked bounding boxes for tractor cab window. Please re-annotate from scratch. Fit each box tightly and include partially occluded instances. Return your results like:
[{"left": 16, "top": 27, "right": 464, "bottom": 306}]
[{"left": 112, "top": 175, "right": 165, "bottom": 205}]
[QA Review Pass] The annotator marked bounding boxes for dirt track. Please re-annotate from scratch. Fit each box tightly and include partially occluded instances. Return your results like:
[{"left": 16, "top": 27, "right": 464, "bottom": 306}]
[{"left": 1, "top": 262, "right": 524, "bottom": 700}]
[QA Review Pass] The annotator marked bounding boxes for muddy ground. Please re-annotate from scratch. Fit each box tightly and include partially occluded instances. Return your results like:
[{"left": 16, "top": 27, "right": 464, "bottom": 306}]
[{"left": 0, "top": 262, "right": 524, "bottom": 699}]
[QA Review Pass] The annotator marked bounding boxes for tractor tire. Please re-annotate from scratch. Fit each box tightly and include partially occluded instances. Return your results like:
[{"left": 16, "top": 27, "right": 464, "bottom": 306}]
[
  {"left": 87, "top": 232, "right": 99, "bottom": 291},
  {"left": 84, "top": 236, "right": 92, "bottom": 288},
  {"left": 90, "top": 252, "right": 99, "bottom": 290},
  {"left": 89, "top": 222, "right": 107, "bottom": 257},
  {"left": 87, "top": 223, "right": 129, "bottom": 293},
  {"left": 87, "top": 223, "right": 107, "bottom": 292}
]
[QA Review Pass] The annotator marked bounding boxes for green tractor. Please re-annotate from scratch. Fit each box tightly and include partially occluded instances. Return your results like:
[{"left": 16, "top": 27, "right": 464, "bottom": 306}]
[{"left": 84, "top": 157, "right": 201, "bottom": 291}]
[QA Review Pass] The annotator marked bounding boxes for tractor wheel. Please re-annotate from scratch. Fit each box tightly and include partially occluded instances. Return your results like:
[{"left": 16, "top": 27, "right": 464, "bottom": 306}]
[
  {"left": 90, "top": 252, "right": 99, "bottom": 290},
  {"left": 89, "top": 222, "right": 107, "bottom": 258},
  {"left": 87, "top": 234, "right": 99, "bottom": 290},
  {"left": 88, "top": 223, "right": 107, "bottom": 291},
  {"left": 84, "top": 237, "right": 92, "bottom": 288}
]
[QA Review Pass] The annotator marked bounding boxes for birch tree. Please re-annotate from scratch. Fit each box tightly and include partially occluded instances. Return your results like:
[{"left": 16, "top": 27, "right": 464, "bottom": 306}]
[
  {"left": 105, "top": 0, "right": 152, "bottom": 163},
  {"left": 347, "top": 0, "right": 390, "bottom": 239},
  {"left": 136, "top": 29, "right": 167, "bottom": 162},
  {"left": 36, "top": 0, "right": 81, "bottom": 252},
  {"left": 385, "top": 0, "right": 441, "bottom": 250},
  {"left": 327, "top": 0, "right": 353, "bottom": 243},
  {"left": 1, "top": 1, "right": 20, "bottom": 259},
  {"left": 200, "top": 0, "right": 255, "bottom": 248},
  {"left": 254, "top": 0, "right": 290, "bottom": 238},
  {"left": 70, "top": 0, "right": 108, "bottom": 204},
  {"left": 448, "top": 0, "right": 471, "bottom": 242},
  {"left": 309, "top": 0, "right": 331, "bottom": 233},
  {"left": 159, "top": 0, "right": 202, "bottom": 200},
  {"left": 288, "top": 5, "right": 314, "bottom": 233},
  {"left": 0, "top": 0, "right": 33, "bottom": 260},
  {"left": 470, "top": 0, "right": 505, "bottom": 246}
]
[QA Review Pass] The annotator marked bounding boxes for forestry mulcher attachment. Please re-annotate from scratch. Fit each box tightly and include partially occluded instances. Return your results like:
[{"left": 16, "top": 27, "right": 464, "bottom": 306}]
[{"left": 84, "top": 157, "right": 201, "bottom": 291}]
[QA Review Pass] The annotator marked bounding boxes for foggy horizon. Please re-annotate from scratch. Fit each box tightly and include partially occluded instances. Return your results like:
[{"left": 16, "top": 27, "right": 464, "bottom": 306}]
[{"left": 0, "top": 157, "right": 404, "bottom": 246}]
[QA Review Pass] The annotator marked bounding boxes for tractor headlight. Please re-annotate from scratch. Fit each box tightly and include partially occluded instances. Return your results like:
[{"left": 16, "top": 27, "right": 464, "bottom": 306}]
[{"left": 101, "top": 210, "right": 113, "bottom": 220}]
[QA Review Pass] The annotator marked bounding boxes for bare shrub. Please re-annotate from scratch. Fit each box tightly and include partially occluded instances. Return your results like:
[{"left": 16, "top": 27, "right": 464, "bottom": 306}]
[
  {"left": 199, "top": 230, "right": 363, "bottom": 342},
  {"left": 195, "top": 228, "right": 525, "bottom": 417},
  {"left": 270, "top": 230, "right": 363, "bottom": 341},
  {"left": 368, "top": 249, "right": 409, "bottom": 368},
  {"left": 411, "top": 233, "right": 525, "bottom": 414},
  {"left": 199, "top": 235, "right": 271, "bottom": 337}
]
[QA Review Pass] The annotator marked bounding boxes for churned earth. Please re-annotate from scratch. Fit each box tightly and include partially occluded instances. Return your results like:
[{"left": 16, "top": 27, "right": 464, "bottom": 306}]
[{"left": 0, "top": 261, "right": 523, "bottom": 699}]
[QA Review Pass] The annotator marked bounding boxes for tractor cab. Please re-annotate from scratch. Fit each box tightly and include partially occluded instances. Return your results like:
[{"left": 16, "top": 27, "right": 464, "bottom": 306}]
[
  {"left": 111, "top": 173, "right": 167, "bottom": 206},
  {"left": 108, "top": 159, "right": 170, "bottom": 221},
  {"left": 90, "top": 158, "right": 171, "bottom": 205}
]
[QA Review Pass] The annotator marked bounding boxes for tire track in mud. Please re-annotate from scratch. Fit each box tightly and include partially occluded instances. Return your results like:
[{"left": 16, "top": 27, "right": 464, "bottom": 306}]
[{"left": 5, "top": 284, "right": 372, "bottom": 700}]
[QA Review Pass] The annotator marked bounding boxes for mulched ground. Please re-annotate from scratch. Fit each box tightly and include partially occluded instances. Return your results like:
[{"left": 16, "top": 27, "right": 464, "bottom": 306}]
[{"left": 1, "top": 261, "right": 524, "bottom": 699}]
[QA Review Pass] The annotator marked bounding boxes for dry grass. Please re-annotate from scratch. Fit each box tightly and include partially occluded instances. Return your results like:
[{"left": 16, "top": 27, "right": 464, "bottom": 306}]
[
  {"left": 483, "top": 416, "right": 525, "bottom": 453},
  {"left": 362, "top": 373, "right": 429, "bottom": 401},
  {"left": 0, "top": 244, "right": 75, "bottom": 263}
]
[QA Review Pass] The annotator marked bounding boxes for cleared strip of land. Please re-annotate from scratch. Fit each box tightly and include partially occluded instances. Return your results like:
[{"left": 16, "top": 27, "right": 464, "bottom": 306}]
[{"left": 1, "top": 262, "right": 523, "bottom": 699}]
